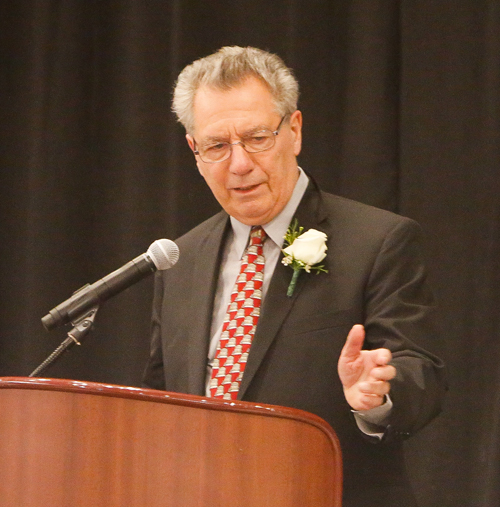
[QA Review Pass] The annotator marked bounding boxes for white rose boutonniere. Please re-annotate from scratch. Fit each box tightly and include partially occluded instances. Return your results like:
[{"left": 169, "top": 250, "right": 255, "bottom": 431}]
[{"left": 282, "top": 219, "right": 328, "bottom": 297}]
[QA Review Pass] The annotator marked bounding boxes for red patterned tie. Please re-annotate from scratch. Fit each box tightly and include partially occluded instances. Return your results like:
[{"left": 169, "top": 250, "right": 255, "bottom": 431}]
[{"left": 210, "top": 226, "right": 266, "bottom": 400}]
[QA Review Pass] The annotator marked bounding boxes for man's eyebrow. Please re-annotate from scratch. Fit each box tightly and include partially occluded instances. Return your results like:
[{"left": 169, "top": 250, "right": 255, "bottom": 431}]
[
  {"left": 201, "top": 125, "right": 271, "bottom": 144},
  {"left": 242, "top": 124, "right": 270, "bottom": 135},
  {"left": 202, "top": 135, "right": 227, "bottom": 144}
]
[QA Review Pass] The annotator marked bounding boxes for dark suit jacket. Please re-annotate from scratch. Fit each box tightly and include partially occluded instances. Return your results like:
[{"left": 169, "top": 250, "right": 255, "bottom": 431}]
[{"left": 143, "top": 181, "right": 446, "bottom": 507}]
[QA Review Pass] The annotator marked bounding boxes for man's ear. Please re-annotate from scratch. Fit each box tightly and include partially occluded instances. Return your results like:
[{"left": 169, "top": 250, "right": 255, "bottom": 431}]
[
  {"left": 289, "top": 110, "right": 303, "bottom": 157},
  {"left": 186, "top": 134, "right": 196, "bottom": 153},
  {"left": 186, "top": 134, "right": 205, "bottom": 176}
]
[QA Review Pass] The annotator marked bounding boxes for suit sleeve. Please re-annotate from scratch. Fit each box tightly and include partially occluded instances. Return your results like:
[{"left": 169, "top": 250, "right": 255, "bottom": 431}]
[
  {"left": 363, "top": 218, "right": 447, "bottom": 439},
  {"left": 141, "top": 271, "right": 167, "bottom": 390}
]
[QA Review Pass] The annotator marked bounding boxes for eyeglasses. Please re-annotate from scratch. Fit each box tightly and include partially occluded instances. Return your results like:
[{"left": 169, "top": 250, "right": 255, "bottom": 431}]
[{"left": 193, "top": 116, "right": 287, "bottom": 164}]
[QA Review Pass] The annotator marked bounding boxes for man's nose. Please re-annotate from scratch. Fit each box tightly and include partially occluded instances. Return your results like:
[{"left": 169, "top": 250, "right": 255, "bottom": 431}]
[{"left": 228, "top": 143, "right": 254, "bottom": 174}]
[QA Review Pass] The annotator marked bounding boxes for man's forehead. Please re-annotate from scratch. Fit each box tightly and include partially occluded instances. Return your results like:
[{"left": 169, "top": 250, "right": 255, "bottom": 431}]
[{"left": 192, "top": 77, "right": 276, "bottom": 128}]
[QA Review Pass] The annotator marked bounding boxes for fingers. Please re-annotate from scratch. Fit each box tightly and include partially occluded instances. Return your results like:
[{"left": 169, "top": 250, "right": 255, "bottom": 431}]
[
  {"left": 359, "top": 362, "right": 396, "bottom": 394},
  {"left": 359, "top": 379, "right": 391, "bottom": 397},
  {"left": 373, "top": 347, "right": 392, "bottom": 366},
  {"left": 340, "top": 324, "right": 365, "bottom": 361},
  {"left": 370, "top": 363, "right": 396, "bottom": 382},
  {"left": 358, "top": 363, "right": 396, "bottom": 401},
  {"left": 355, "top": 391, "right": 388, "bottom": 411},
  {"left": 354, "top": 379, "right": 391, "bottom": 411},
  {"left": 339, "top": 326, "right": 398, "bottom": 411}
]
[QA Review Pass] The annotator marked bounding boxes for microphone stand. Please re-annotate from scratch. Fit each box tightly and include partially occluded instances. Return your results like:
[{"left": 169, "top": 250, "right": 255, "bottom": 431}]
[{"left": 29, "top": 306, "right": 99, "bottom": 378}]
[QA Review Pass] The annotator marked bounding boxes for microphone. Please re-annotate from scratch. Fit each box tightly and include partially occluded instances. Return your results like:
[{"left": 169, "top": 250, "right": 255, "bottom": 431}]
[{"left": 41, "top": 239, "right": 179, "bottom": 331}]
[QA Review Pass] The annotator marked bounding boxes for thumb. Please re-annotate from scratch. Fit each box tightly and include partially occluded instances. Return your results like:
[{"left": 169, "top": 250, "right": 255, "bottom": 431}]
[{"left": 340, "top": 324, "right": 365, "bottom": 362}]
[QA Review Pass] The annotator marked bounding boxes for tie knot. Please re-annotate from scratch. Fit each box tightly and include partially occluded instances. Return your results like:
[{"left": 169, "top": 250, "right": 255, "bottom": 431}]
[{"left": 249, "top": 226, "right": 266, "bottom": 246}]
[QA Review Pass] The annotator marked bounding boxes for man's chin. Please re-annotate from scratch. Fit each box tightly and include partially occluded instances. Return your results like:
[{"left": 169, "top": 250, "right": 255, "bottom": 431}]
[{"left": 226, "top": 202, "right": 274, "bottom": 226}]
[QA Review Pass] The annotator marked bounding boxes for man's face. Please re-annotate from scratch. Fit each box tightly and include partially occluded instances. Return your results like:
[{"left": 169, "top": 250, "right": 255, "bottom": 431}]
[{"left": 186, "top": 76, "right": 302, "bottom": 226}]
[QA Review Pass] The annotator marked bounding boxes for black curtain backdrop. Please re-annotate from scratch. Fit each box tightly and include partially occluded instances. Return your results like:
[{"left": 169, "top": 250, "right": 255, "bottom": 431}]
[{"left": 1, "top": 1, "right": 499, "bottom": 506}]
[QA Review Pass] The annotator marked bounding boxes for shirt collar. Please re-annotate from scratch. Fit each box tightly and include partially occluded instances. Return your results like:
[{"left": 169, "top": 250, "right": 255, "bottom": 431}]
[{"left": 230, "top": 167, "right": 309, "bottom": 256}]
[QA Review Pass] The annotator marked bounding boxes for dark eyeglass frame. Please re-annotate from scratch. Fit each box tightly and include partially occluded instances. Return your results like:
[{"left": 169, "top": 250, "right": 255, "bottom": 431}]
[{"left": 193, "top": 115, "right": 288, "bottom": 164}]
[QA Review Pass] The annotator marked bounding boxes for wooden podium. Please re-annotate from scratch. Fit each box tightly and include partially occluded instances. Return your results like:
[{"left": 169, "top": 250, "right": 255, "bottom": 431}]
[{"left": 0, "top": 377, "right": 342, "bottom": 507}]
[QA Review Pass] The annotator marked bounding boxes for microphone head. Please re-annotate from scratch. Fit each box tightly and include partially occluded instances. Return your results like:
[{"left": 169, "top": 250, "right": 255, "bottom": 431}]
[{"left": 147, "top": 239, "right": 179, "bottom": 270}]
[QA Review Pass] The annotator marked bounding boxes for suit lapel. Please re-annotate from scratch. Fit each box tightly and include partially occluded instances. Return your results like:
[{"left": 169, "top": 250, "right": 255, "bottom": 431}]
[
  {"left": 186, "top": 212, "right": 230, "bottom": 395},
  {"left": 238, "top": 181, "right": 328, "bottom": 399}
]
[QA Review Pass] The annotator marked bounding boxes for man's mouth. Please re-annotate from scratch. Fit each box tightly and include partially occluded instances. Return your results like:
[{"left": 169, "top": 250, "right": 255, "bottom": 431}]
[{"left": 233, "top": 183, "right": 261, "bottom": 192}]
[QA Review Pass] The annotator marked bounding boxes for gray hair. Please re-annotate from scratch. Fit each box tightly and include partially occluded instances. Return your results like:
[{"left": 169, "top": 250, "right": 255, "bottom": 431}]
[{"left": 172, "top": 46, "right": 299, "bottom": 134}]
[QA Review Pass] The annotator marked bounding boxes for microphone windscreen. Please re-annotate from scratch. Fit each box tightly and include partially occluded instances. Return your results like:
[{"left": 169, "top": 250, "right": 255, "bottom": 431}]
[{"left": 147, "top": 239, "right": 180, "bottom": 270}]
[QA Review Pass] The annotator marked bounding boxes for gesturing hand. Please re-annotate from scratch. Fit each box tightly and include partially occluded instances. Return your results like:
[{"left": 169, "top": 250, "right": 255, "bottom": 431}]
[{"left": 338, "top": 324, "right": 396, "bottom": 411}]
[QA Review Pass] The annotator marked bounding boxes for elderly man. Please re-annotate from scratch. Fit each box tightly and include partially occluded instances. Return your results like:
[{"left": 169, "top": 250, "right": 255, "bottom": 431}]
[{"left": 143, "top": 46, "right": 446, "bottom": 507}]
